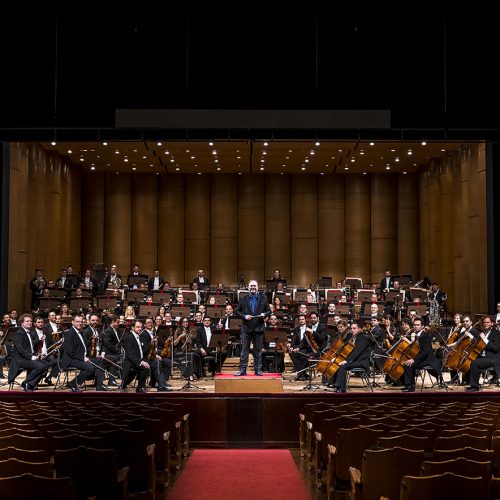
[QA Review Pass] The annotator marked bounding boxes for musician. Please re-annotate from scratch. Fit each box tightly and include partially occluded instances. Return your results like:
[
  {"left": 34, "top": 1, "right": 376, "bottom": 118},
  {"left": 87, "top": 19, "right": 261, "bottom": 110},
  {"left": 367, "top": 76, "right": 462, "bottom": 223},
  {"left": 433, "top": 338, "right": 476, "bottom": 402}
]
[
  {"left": 33, "top": 316, "right": 59, "bottom": 385},
  {"left": 495, "top": 303, "right": 500, "bottom": 325},
  {"left": 263, "top": 314, "right": 286, "bottom": 373},
  {"left": 445, "top": 314, "right": 463, "bottom": 384},
  {"left": 7, "top": 314, "right": 50, "bottom": 391},
  {"left": 29, "top": 269, "right": 46, "bottom": 309},
  {"left": 101, "top": 315, "right": 123, "bottom": 387},
  {"left": 235, "top": 279, "right": 271, "bottom": 376},
  {"left": 368, "top": 315, "right": 387, "bottom": 370},
  {"left": 78, "top": 269, "right": 97, "bottom": 294},
  {"left": 196, "top": 316, "right": 227, "bottom": 376},
  {"left": 140, "top": 317, "right": 170, "bottom": 390},
  {"left": 465, "top": 316, "right": 500, "bottom": 391},
  {"left": 380, "top": 271, "right": 394, "bottom": 294},
  {"left": 192, "top": 269, "right": 210, "bottom": 289},
  {"left": 103, "top": 264, "right": 123, "bottom": 289},
  {"left": 173, "top": 316, "right": 199, "bottom": 380},
  {"left": 121, "top": 320, "right": 150, "bottom": 393},
  {"left": 402, "top": 316, "right": 442, "bottom": 392},
  {"left": 328, "top": 320, "right": 371, "bottom": 393},
  {"left": 56, "top": 268, "right": 72, "bottom": 290},
  {"left": 148, "top": 269, "right": 165, "bottom": 291},
  {"left": 218, "top": 304, "right": 236, "bottom": 330},
  {"left": 190, "top": 282, "right": 201, "bottom": 304},
  {"left": 60, "top": 314, "right": 107, "bottom": 392},
  {"left": 156, "top": 325, "right": 173, "bottom": 388}
]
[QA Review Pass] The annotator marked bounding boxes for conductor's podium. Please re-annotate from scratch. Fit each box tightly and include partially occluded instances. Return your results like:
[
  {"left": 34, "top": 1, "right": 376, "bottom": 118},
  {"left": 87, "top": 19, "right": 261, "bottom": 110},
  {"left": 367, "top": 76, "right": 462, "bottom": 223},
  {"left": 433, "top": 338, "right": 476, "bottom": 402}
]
[{"left": 214, "top": 373, "right": 283, "bottom": 393}]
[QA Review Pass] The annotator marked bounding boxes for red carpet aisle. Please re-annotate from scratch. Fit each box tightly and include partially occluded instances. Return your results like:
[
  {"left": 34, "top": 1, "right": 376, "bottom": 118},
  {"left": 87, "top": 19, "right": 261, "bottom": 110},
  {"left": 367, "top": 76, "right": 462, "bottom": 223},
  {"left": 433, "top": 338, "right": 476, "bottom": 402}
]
[{"left": 167, "top": 449, "right": 311, "bottom": 500}]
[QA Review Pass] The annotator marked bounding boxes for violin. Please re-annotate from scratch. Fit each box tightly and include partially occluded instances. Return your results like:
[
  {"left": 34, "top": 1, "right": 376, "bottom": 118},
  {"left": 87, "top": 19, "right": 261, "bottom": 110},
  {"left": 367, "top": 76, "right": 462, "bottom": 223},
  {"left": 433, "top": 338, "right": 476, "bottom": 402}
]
[{"left": 160, "top": 336, "right": 172, "bottom": 358}]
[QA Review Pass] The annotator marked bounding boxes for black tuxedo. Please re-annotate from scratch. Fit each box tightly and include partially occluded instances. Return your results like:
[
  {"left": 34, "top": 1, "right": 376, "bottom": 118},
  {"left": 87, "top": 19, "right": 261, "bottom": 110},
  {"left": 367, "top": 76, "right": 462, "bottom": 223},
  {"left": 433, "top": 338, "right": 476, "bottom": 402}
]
[
  {"left": 235, "top": 293, "right": 271, "bottom": 373},
  {"left": 193, "top": 276, "right": 210, "bottom": 289},
  {"left": 469, "top": 328, "right": 500, "bottom": 389},
  {"left": 380, "top": 276, "right": 394, "bottom": 292},
  {"left": 60, "top": 326, "right": 105, "bottom": 389},
  {"left": 102, "top": 325, "right": 123, "bottom": 382},
  {"left": 122, "top": 331, "right": 149, "bottom": 390},
  {"left": 148, "top": 276, "right": 165, "bottom": 291},
  {"left": 7, "top": 327, "right": 48, "bottom": 388},
  {"left": 78, "top": 277, "right": 97, "bottom": 293},
  {"left": 196, "top": 325, "right": 227, "bottom": 376},
  {"left": 404, "top": 329, "right": 442, "bottom": 388},
  {"left": 103, "top": 273, "right": 123, "bottom": 289},
  {"left": 332, "top": 333, "right": 372, "bottom": 390}
]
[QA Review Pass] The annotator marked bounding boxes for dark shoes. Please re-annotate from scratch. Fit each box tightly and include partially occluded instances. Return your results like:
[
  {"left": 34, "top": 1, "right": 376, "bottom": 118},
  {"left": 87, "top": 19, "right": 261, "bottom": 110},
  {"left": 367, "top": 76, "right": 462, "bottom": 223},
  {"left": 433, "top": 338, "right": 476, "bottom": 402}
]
[
  {"left": 136, "top": 387, "right": 147, "bottom": 393},
  {"left": 23, "top": 383, "right": 35, "bottom": 392},
  {"left": 107, "top": 380, "right": 118, "bottom": 387},
  {"left": 158, "top": 386, "right": 172, "bottom": 392},
  {"left": 44, "top": 377, "right": 53, "bottom": 386},
  {"left": 335, "top": 388, "right": 346, "bottom": 393},
  {"left": 235, "top": 370, "right": 247, "bottom": 376},
  {"left": 465, "top": 386, "right": 480, "bottom": 392},
  {"left": 96, "top": 385, "right": 109, "bottom": 392},
  {"left": 254, "top": 371, "right": 263, "bottom": 376},
  {"left": 68, "top": 381, "right": 82, "bottom": 392},
  {"left": 401, "top": 386, "right": 415, "bottom": 392}
]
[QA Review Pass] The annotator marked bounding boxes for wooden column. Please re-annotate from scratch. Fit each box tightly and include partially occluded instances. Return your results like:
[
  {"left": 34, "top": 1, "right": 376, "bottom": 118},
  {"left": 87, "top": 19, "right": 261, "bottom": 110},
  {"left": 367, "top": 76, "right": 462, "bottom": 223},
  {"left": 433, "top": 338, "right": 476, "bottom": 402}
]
[
  {"left": 345, "top": 175, "right": 371, "bottom": 284},
  {"left": 238, "top": 175, "right": 265, "bottom": 284},
  {"left": 211, "top": 174, "right": 237, "bottom": 285},
  {"left": 370, "top": 174, "right": 397, "bottom": 282},
  {"left": 291, "top": 174, "right": 318, "bottom": 286},
  {"left": 265, "top": 174, "right": 291, "bottom": 281},
  {"left": 104, "top": 173, "right": 131, "bottom": 275},
  {"left": 184, "top": 175, "right": 211, "bottom": 285},
  {"left": 131, "top": 174, "right": 158, "bottom": 276},
  {"left": 318, "top": 175, "right": 345, "bottom": 283},
  {"left": 158, "top": 175, "right": 185, "bottom": 285}
]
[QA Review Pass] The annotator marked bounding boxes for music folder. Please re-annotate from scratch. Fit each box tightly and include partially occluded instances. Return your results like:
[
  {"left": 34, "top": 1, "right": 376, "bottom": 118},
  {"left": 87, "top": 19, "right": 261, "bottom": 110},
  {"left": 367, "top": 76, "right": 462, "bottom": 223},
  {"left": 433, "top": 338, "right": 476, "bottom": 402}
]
[{"left": 208, "top": 332, "right": 230, "bottom": 349}]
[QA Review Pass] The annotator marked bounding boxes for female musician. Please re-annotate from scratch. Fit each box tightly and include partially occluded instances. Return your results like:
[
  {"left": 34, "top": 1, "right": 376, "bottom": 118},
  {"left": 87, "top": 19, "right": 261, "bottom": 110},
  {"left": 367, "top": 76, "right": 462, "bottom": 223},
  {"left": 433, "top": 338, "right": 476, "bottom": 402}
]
[
  {"left": 328, "top": 320, "right": 371, "bottom": 392},
  {"left": 382, "top": 314, "right": 397, "bottom": 348},
  {"left": 59, "top": 303, "right": 72, "bottom": 320},
  {"left": 207, "top": 296, "right": 217, "bottom": 305},
  {"left": 124, "top": 305, "right": 136, "bottom": 321},
  {"left": 273, "top": 295, "right": 287, "bottom": 311},
  {"left": 173, "top": 317, "right": 200, "bottom": 380},
  {"left": 445, "top": 313, "right": 463, "bottom": 384},
  {"left": 157, "top": 305, "right": 168, "bottom": 322},
  {"left": 402, "top": 316, "right": 442, "bottom": 392}
]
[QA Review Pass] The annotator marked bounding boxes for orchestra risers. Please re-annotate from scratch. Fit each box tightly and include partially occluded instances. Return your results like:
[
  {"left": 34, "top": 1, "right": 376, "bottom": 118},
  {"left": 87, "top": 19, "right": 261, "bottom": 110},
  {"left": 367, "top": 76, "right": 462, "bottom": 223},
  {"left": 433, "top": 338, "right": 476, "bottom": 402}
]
[{"left": 215, "top": 373, "right": 283, "bottom": 394}]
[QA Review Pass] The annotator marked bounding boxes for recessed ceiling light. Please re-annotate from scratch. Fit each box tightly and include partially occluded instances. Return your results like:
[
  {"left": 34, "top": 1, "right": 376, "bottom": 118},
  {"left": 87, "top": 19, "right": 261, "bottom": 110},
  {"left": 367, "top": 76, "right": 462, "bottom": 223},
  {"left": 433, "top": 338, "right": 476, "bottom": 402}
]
[
  {"left": 102, "top": 142, "right": 108, "bottom": 146},
  {"left": 132, "top": 167, "right": 136, "bottom": 171},
  {"left": 197, "top": 172, "right": 202, "bottom": 175},
  {"left": 157, "top": 142, "right": 162, "bottom": 146},
  {"left": 301, "top": 167, "right": 306, "bottom": 171},
  {"left": 363, "top": 172, "right": 367, "bottom": 175},
  {"left": 263, "top": 142, "right": 268, "bottom": 146},
  {"left": 403, "top": 171, "right": 407, "bottom": 174},
  {"left": 344, "top": 167, "right": 349, "bottom": 170},
  {"left": 421, "top": 141, "right": 427, "bottom": 146},
  {"left": 90, "top": 166, "right": 96, "bottom": 171},
  {"left": 260, "top": 167, "right": 264, "bottom": 171},
  {"left": 315, "top": 141, "right": 320, "bottom": 146},
  {"left": 175, "top": 167, "right": 180, "bottom": 171},
  {"left": 50, "top": 141, "right": 56, "bottom": 146},
  {"left": 67, "top": 150, "right": 72, "bottom": 154},
  {"left": 209, "top": 142, "right": 214, "bottom": 146},
  {"left": 386, "top": 166, "right": 391, "bottom": 170},
  {"left": 216, "top": 167, "right": 221, "bottom": 171},
  {"left": 407, "top": 150, "right": 413, "bottom": 155},
  {"left": 369, "top": 142, "right": 375, "bottom": 146}
]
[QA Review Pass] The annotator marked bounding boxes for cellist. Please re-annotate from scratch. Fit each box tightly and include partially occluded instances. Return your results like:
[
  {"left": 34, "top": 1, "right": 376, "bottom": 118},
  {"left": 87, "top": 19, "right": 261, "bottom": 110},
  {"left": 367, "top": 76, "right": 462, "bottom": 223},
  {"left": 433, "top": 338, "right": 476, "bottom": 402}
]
[
  {"left": 327, "top": 321, "right": 371, "bottom": 393},
  {"left": 402, "top": 316, "right": 442, "bottom": 392},
  {"left": 465, "top": 316, "right": 500, "bottom": 391}
]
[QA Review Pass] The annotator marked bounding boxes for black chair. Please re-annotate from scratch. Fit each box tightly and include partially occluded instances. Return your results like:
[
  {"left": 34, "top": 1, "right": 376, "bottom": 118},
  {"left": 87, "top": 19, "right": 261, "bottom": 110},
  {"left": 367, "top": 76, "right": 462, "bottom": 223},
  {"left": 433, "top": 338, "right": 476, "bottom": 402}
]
[
  {"left": 417, "top": 365, "right": 448, "bottom": 392},
  {"left": 346, "top": 367, "right": 374, "bottom": 393}
]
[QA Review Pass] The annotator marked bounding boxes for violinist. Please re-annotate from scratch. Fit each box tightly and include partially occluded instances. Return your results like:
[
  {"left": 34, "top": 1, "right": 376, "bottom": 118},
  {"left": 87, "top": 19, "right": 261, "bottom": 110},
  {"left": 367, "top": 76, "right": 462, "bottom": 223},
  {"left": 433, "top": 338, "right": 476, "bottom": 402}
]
[
  {"left": 328, "top": 320, "right": 371, "bottom": 393},
  {"left": 465, "top": 316, "right": 500, "bottom": 391},
  {"left": 155, "top": 318, "right": 173, "bottom": 389},
  {"left": 101, "top": 315, "right": 123, "bottom": 387},
  {"left": 196, "top": 316, "right": 226, "bottom": 377},
  {"left": 402, "top": 316, "right": 442, "bottom": 392},
  {"left": 140, "top": 317, "right": 170, "bottom": 391}
]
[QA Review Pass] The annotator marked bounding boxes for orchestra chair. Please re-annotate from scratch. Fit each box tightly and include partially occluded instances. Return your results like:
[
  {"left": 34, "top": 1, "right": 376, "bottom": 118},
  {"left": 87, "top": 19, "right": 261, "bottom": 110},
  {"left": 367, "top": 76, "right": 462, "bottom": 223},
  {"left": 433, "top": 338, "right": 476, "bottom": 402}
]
[
  {"left": 326, "top": 426, "right": 384, "bottom": 500},
  {"left": 479, "top": 366, "right": 500, "bottom": 389},
  {"left": 54, "top": 446, "right": 129, "bottom": 500},
  {"left": 346, "top": 367, "right": 374, "bottom": 393},
  {"left": 416, "top": 365, "right": 448, "bottom": 392},
  {"left": 53, "top": 365, "right": 82, "bottom": 391},
  {"left": 0, "top": 473, "right": 75, "bottom": 500},
  {"left": 350, "top": 446, "right": 425, "bottom": 500},
  {"left": 420, "top": 457, "right": 491, "bottom": 499},
  {"left": 400, "top": 472, "right": 483, "bottom": 500},
  {"left": 0, "top": 458, "right": 53, "bottom": 478},
  {"left": 0, "top": 447, "right": 51, "bottom": 463}
]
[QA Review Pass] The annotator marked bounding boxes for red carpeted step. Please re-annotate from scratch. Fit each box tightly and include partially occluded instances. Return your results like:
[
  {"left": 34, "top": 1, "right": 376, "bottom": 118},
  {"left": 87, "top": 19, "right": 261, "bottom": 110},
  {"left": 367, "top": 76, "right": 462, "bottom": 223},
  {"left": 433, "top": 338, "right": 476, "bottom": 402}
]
[{"left": 168, "top": 449, "right": 311, "bottom": 500}]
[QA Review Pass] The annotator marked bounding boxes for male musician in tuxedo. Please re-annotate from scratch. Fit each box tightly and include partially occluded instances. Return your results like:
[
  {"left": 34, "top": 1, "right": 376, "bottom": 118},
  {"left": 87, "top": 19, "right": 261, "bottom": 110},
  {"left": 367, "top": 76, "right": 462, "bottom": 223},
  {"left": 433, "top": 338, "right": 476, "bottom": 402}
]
[
  {"left": 465, "top": 316, "right": 500, "bottom": 391},
  {"left": 7, "top": 314, "right": 50, "bottom": 391},
  {"left": 320, "top": 302, "right": 337, "bottom": 326},
  {"left": 429, "top": 282, "right": 447, "bottom": 306},
  {"left": 328, "top": 320, "right": 371, "bottom": 392},
  {"left": 235, "top": 279, "right": 271, "bottom": 376},
  {"left": 402, "top": 316, "right": 442, "bottom": 392},
  {"left": 33, "top": 315, "right": 59, "bottom": 385},
  {"left": 148, "top": 269, "right": 165, "bottom": 291},
  {"left": 121, "top": 320, "right": 150, "bottom": 393},
  {"left": 29, "top": 269, "right": 46, "bottom": 309},
  {"left": 78, "top": 269, "right": 97, "bottom": 294},
  {"left": 56, "top": 268, "right": 72, "bottom": 290},
  {"left": 218, "top": 304, "right": 236, "bottom": 330},
  {"left": 289, "top": 314, "right": 309, "bottom": 378},
  {"left": 82, "top": 314, "right": 102, "bottom": 358},
  {"left": 140, "top": 317, "right": 170, "bottom": 391},
  {"left": 263, "top": 314, "right": 286, "bottom": 373},
  {"left": 101, "top": 315, "right": 123, "bottom": 387},
  {"left": 103, "top": 264, "right": 122, "bottom": 289},
  {"left": 192, "top": 269, "right": 210, "bottom": 289},
  {"left": 60, "top": 314, "right": 107, "bottom": 392},
  {"left": 380, "top": 271, "right": 394, "bottom": 294},
  {"left": 196, "top": 316, "right": 227, "bottom": 377},
  {"left": 449, "top": 315, "right": 480, "bottom": 386}
]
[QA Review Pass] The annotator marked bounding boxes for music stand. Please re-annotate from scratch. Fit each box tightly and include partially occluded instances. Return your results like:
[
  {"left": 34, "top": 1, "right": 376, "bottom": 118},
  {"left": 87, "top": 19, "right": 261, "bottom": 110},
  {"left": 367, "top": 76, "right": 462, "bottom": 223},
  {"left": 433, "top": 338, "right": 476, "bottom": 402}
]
[
  {"left": 206, "top": 294, "right": 227, "bottom": 305},
  {"left": 318, "top": 276, "right": 333, "bottom": 287},
  {"left": 208, "top": 332, "right": 230, "bottom": 373},
  {"left": 127, "top": 274, "right": 148, "bottom": 287},
  {"left": 301, "top": 358, "right": 321, "bottom": 391},
  {"left": 138, "top": 304, "right": 158, "bottom": 318},
  {"left": 265, "top": 329, "right": 289, "bottom": 373},
  {"left": 357, "top": 289, "right": 375, "bottom": 302},
  {"left": 152, "top": 291, "right": 172, "bottom": 304},
  {"left": 385, "top": 290, "right": 405, "bottom": 304},
  {"left": 409, "top": 288, "right": 430, "bottom": 302},
  {"left": 266, "top": 279, "right": 287, "bottom": 291},
  {"left": 180, "top": 331, "right": 204, "bottom": 391},
  {"left": 336, "top": 303, "right": 351, "bottom": 317},
  {"left": 206, "top": 305, "right": 224, "bottom": 319},
  {"left": 294, "top": 290, "right": 309, "bottom": 302},
  {"left": 50, "top": 289, "right": 67, "bottom": 299},
  {"left": 182, "top": 291, "right": 198, "bottom": 304},
  {"left": 345, "top": 277, "right": 363, "bottom": 290},
  {"left": 97, "top": 297, "right": 119, "bottom": 311},
  {"left": 326, "top": 289, "right": 343, "bottom": 302},
  {"left": 170, "top": 305, "right": 191, "bottom": 319},
  {"left": 126, "top": 290, "right": 147, "bottom": 303},
  {"left": 237, "top": 290, "right": 249, "bottom": 302},
  {"left": 69, "top": 299, "right": 91, "bottom": 311},
  {"left": 38, "top": 298, "right": 62, "bottom": 312}
]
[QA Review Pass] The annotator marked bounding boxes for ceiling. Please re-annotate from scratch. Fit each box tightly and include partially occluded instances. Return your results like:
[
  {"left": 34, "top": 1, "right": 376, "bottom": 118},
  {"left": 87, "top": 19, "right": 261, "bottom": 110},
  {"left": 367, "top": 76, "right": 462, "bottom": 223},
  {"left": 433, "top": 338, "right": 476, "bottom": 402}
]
[{"left": 40, "top": 140, "right": 464, "bottom": 175}]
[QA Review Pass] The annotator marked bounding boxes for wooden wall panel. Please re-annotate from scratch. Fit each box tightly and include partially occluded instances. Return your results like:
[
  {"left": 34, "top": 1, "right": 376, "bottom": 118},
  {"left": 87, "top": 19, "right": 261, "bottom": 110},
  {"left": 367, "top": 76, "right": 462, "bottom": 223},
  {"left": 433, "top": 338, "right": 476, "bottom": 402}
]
[
  {"left": 104, "top": 173, "right": 131, "bottom": 276},
  {"left": 397, "top": 174, "right": 419, "bottom": 279},
  {"left": 211, "top": 175, "right": 237, "bottom": 285},
  {"left": 345, "top": 175, "right": 371, "bottom": 284},
  {"left": 238, "top": 175, "right": 265, "bottom": 284},
  {"left": 131, "top": 174, "right": 158, "bottom": 276},
  {"left": 265, "top": 174, "right": 290, "bottom": 281},
  {"left": 158, "top": 175, "right": 185, "bottom": 285},
  {"left": 184, "top": 175, "right": 211, "bottom": 285},
  {"left": 291, "top": 175, "right": 318, "bottom": 286},
  {"left": 318, "top": 176, "right": 345, "bottom": 284},
  {"left": 81, "top": 173, "right": 105, "bottom": 271},
  {"left": 370, "top": 174, "right": 397, "bottom": 282}
]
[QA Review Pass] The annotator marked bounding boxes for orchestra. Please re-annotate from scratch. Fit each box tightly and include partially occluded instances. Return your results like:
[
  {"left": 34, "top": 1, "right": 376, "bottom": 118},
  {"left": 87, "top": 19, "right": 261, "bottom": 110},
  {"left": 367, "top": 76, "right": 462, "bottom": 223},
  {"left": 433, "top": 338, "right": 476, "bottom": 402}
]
[{"left": 0, "top": 265, "right": 498, "bottom": 394}]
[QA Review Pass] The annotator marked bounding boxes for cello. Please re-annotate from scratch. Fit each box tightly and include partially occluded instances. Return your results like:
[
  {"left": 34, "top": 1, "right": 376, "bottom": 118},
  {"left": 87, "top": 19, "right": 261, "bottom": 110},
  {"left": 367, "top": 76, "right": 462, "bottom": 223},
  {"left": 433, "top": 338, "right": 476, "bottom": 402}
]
[
  {"left": 316, "top": 334, "right": 355, "bottom": 379},
  {"left": 383, "top": 333, "right": 420, "bottom": 382},
  {"left": 443, "top": 321, "right": 481, "bottom": 372}
]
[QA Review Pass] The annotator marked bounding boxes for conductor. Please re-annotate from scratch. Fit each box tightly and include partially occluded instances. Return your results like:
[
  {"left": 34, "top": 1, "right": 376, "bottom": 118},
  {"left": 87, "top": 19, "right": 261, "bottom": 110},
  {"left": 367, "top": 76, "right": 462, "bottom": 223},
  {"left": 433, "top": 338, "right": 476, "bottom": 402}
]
[{"left": 235, "top": 280, "right": 271, "bottom": 376}]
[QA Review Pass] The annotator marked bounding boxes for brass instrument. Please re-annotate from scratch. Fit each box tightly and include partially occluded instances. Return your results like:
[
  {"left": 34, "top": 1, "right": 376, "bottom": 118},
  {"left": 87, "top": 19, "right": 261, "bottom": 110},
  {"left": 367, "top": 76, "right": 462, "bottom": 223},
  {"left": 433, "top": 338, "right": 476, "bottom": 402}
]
[
  {"left": 40, "top": 338, "right": 64, "bottom": 359},
  {"left": 109, "top": 275, "right": 122, "bottom": 289},
  {"left": 34, "top": 275, "right": 46, "bottom": 290}
]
